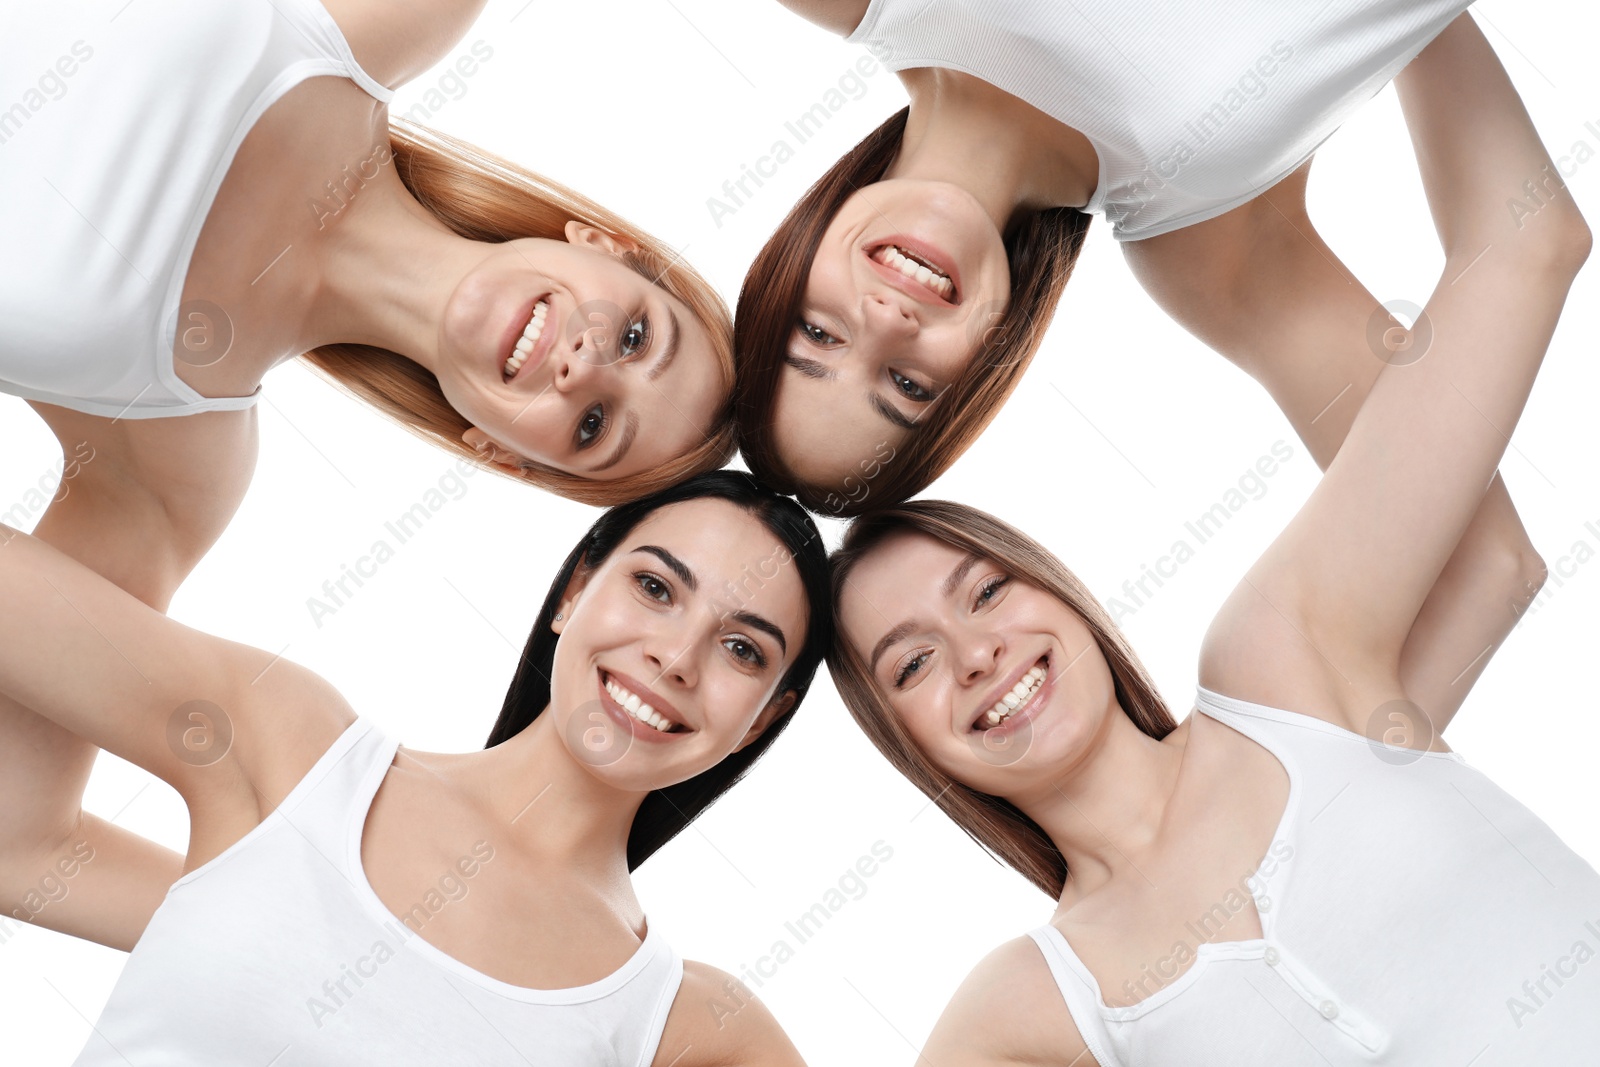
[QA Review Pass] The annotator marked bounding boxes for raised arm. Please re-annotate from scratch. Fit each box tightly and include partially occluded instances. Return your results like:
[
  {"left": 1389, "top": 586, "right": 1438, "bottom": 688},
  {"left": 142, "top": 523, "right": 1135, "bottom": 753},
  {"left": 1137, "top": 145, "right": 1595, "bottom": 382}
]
[
  {"left": 1124, "top": 101, "right": 1542, "bottom": 731},
  {"left": 1199, "top": 14, "right": 1590, "bottom": 736},
  {"left": 0, "top": 518, "right": 353, "bottom": 889},
  {"left": 0, "top": 407, "right": 258, "bottom": 950}
]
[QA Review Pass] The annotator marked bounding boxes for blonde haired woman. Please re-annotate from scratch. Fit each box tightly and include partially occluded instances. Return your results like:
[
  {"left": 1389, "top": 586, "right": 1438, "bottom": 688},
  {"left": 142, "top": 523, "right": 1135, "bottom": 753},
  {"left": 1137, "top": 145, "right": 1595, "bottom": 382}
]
[
  {"left": 829, "top": 17, "right": 1598, "bottom": 1064},
  {"left": 0, "top": 0, "right": 730, "bottom": 949}
]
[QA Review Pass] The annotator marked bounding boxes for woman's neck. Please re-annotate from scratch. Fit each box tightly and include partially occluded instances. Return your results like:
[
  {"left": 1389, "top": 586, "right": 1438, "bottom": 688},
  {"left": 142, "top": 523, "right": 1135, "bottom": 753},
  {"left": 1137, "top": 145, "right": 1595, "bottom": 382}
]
[
  {"left": 301, "top": 164, "right": 491, "bottom": 379},
  {"left": 1010, "top": 703, "right": 1190, "bottom": 902},
  {"left": 890, "top": 67, "right": 1100, "bottom": 229},
  {"left": 442, "top": 712, "right": 647, "bottom": 881}
]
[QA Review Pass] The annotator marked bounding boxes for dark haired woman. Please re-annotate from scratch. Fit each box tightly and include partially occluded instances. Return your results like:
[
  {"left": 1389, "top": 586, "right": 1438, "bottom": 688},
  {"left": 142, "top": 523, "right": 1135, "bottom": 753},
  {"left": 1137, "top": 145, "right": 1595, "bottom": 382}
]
[
  {"left": 0, "top": 0, "right": 740, "bottom": 970},
  {"left": 0, "top": 471, "right": 828, "bottom": 1064},
  {"left": 828, "top": 19, "right": 1597, "bottom": 1065}
]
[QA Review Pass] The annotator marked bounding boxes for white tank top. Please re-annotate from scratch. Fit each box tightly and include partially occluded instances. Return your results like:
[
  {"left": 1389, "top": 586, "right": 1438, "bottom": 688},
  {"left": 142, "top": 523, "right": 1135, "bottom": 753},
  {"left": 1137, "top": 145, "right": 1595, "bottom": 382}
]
[
  {"left": 846, "top": 0, "right": 1474, "bottom": 241},
  {"left": 0, "top": 0, "right": 393, "bottom": 419},
  {"left": 72, "top": 719, "right": 685, "bottom": 1066},
  {"left": 1028, "top": 687, "right": 1600, "bottom": 1065}
]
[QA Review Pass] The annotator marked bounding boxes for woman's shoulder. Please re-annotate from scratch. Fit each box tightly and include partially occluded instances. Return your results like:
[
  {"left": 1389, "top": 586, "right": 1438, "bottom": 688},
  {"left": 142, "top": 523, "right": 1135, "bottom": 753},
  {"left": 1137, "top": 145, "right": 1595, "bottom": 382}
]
[
  {"left": 921, "top": 935, "right": 1090, "bottom": 1065},
  {"left": 654, "top": 959, "right": 807, "bottom": 1067},
  {"left": 316, "top": 0, "right": 490, "bottom": 89}
]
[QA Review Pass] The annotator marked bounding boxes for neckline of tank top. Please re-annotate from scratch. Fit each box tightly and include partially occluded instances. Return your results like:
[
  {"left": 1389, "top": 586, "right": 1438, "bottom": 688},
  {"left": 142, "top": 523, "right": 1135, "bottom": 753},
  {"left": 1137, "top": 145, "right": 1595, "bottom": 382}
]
[
  {"left": 154, "top": 0, "right": 395, "bottom": 412},
  {"left": 839, "top": 0, "right": 1110, "bottom": 217},
  {"left": 343, "top": 728, "right": 669, "bottom": 1005},
  {"left": 1036, "top": 685, "right": 1466, "bottom": 1017},
  {"left": 1034, "top": 697, "right": 1301, "bottom": 1018}
]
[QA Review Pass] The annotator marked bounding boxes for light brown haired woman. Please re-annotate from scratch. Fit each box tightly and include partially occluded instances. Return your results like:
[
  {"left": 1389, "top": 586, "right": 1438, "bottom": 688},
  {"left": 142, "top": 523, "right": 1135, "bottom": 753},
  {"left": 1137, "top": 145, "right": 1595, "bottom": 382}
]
[
  {"left": 829, "top": 17, "right": 1598, "bottom": 1065},
  {"left": 0, "top": 0, "right": 730, "bottom": 947}
]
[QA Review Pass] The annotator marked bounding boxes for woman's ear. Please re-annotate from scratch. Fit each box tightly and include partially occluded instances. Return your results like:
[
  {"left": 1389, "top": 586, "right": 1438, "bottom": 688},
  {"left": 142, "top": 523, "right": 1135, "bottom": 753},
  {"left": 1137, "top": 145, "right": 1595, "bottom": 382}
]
[
  {"left": 462, "top": 427, "right": 528, "bottom": 475},
  {"left": 733, "top": 690, "right": 798, "bottom": 753},
  {"left": 550, "top": 562, "right": 595, "bottom": 635},
  {"left": 564, "top": 220, "right": 641, "bottom": 255}
]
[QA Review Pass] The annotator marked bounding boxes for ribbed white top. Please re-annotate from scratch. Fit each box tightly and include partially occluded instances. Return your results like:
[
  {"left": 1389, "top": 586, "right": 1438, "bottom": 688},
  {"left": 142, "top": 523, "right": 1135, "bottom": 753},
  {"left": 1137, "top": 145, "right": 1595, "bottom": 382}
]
[
  {"left": 1028, "top": 687, "right": 1600, "bottom": 1065},
  {"left": 73, "top": 719, "right": 684, "bottom": 1066},
  {"left": 848, "top": 0, "right": 1474, "bottom": 240},
  {"left": 0, "top": 0, "right": 393, "bottom": 418}
]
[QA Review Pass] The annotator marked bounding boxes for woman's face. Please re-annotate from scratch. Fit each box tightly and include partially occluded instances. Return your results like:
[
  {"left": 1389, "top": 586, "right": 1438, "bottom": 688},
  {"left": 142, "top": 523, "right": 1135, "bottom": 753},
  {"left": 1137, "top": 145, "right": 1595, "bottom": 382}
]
[
  {"left": 836, "top": 531, "right": 1117, "bottom": 799},
  {"left": 436, "top": 224, "right": 726, "bottom": 481},
  {"left": 547, "top": 497, "right": 810, "bottom": 793},
  {"left": 770, "top": 180, "right": 1011, "bottom": 495}
]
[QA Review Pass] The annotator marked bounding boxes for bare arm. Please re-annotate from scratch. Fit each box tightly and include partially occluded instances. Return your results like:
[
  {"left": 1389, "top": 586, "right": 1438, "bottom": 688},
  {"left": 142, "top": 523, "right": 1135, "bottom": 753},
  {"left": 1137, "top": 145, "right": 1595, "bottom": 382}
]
[
  {"left": 654, "top": 960, "right": 809, "bottom": 1067},
  {"left": 1124, "top": 114, "right": 1543, "bottom": 732},
  {"left": 0, "top": 407, "right": 267, "bottom": 950},
  {"left": 771, "top": 0, "right": 873, "bottom": 37},
  {"left": 319, "top": 0, "right": 491, "bottom": 87},
  {"left": 1199, "top": 14, "right": 1590, "bottom": 736}
]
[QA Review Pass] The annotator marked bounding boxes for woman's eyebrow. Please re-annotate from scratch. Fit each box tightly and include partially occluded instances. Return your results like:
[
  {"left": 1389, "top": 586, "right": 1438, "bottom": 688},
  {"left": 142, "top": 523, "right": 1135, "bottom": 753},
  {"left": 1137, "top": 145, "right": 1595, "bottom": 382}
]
[
  {"left": 870, "top": 393, "right": 918, "bottom": 430},
  {"left": 728, "top": 609, "right": 787, "bottom": 655},
  {"left": 636, "top": 545, "right": 696, "bottom": 589},
  {"left": 645, "top": 305, "right": 680, "bottom": 382},
  {"left": 783, "top": 353, "right": 834, "bottom": 380}
]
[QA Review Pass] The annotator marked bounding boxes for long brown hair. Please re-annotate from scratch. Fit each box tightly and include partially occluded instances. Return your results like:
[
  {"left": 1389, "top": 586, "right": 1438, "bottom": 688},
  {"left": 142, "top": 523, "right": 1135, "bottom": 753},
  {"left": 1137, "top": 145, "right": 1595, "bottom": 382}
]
[
  {"left": 302, "top": 122, "right": 736, "bottom": 508},
  {"left": 828, "top": 500, "right": 1177, "bottom": 898},
  {"left": 734, "top": 109, "right": 1092, "bottom": 517}
]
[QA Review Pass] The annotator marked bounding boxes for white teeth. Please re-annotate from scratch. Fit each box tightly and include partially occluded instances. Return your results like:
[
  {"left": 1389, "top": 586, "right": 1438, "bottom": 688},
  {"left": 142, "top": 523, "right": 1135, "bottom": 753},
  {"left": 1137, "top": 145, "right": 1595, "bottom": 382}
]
[
  {"left": 980, "top": 665, "right": 1046, "bottom": 730},
  {"left": 604, "top": 676, "right": 677, "bottom": 733},
  {"left": 874, "top": 245, "right": 955, "bottom": 298},
  {"left": 503, "top": 299, "right": 550, "bottom": 379}
]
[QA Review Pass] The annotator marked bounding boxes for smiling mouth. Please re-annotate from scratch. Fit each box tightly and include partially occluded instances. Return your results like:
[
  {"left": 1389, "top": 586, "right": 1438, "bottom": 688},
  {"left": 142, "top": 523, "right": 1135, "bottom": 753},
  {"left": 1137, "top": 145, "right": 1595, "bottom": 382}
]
[
  {"left": 871, "top": 243, "right": 957, "bottom": 301},
  {"left": 974, "top": 655, "right": 1049, "bottom": 731},
  {"left": 602, "top": 671, "right": 684, "bottom": 734},
  {"left": 503, "top": 297, "right": 550, "bottom": 380}
]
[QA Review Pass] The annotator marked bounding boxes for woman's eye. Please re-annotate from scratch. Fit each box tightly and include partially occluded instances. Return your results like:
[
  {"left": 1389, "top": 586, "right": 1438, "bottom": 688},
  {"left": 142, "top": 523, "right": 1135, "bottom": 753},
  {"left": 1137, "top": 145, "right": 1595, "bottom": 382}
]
[
  {"left": 975, "top": 575, "right": 1010, "bottom": 608},
  {"left": 891, "top": 370, "right": 935, "bottom": 402},
  {"left": 894, "top": 650, "right": 931, "bottom": 688},
  {"left": 724, "top": 637, "right": 767, "bottom": 668},
  {"left": 635, "top": 573, "right": 671, "bottom": 603},
  {"left": 799, "top": 320, "right": 839, "bottom": 346},
  {"left": 620, "top": 316, "right": 650, "bottom": 358},
  {"left": 576, "top": 403, "right": 607, "bottom": 448}
]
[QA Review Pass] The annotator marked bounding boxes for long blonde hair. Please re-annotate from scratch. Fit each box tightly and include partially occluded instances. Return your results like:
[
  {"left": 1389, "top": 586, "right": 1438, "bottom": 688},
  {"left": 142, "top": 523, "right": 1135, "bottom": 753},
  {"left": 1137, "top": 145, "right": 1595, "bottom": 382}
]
[
  {"left": 828, "top": 500, "right": 1178, "bottom": 898},
  {"left": 302, "top": 122, "right": 736, "bottom": 507}
]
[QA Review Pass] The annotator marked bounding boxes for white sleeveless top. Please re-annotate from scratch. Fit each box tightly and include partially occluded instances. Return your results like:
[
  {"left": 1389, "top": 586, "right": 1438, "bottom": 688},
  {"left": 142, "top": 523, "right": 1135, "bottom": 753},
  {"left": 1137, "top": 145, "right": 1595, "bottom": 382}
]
[
  {"left": 1027, "top": 687, "right": 1600, "bottom": 1065},
  {"left": 846, "top": 0, "right": 1474, "bottom": 241},
  {"left": 0, "top": 0, "right": 393, "bottom": 419},
  {"left": 72, "top": 719, "right": 685, "bottom": 1066}
]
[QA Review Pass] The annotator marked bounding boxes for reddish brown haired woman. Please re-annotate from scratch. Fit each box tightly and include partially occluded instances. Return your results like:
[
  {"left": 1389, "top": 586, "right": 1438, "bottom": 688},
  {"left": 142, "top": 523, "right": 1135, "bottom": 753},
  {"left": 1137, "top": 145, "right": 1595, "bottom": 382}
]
[
  {"left": 742, "top": 0, "right": 1481, "bottom": 516},
  {"left": 829, "top": 18, "right": 1599, "bottom": 1065},
  {"left": 0, "top": 0, "right": 731, "bottom": 959}
]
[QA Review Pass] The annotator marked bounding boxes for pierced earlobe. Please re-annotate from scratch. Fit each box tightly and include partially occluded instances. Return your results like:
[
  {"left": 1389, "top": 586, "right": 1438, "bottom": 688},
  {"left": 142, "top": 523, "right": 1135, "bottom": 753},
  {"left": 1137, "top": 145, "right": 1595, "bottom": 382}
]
[{"left": 553, "top": 613, "right": 564, "bottom": 621}]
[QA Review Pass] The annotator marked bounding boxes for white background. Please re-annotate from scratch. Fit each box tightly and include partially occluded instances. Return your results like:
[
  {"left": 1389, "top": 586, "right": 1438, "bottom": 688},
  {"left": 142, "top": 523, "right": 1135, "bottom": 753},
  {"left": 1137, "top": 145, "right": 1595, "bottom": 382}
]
[{"left": 3, "top": 0, "right": 1598, "bottom": 1062}]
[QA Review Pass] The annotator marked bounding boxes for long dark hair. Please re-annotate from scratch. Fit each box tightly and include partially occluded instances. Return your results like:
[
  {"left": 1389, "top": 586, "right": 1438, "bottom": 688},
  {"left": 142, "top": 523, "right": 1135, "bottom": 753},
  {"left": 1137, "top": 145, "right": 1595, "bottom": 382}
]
[
  {"left": 829, "top": 500, "right": 1177, "bottom": 898},
  {"left": 734, "top": 108, "right": 1093, "bottom": 517},
  {"left": 485, "top": 470, "right": 832, "bottom": 869}
]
